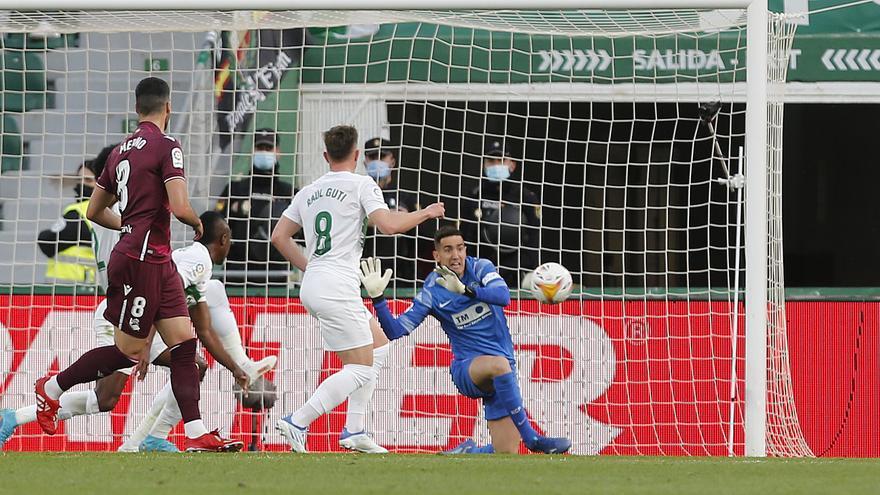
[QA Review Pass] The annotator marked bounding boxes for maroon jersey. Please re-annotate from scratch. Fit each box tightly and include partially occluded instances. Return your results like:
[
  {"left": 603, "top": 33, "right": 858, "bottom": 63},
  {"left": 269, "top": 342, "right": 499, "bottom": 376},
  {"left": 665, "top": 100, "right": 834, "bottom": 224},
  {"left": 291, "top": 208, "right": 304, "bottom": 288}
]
[{"left": 96, "top": 121, "right": 186, "bottom": 264}]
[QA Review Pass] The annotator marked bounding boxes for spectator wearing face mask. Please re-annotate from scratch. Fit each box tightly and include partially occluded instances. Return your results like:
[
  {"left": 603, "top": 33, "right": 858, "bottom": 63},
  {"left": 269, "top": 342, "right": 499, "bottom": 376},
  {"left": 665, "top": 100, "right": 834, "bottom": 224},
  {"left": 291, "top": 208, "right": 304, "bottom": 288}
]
[
  {"left": 460, "top": 140, "right": 540, "bottom": 288},
  {"left": 38, "top": 159, "right": 99, "bottom": 284},
  {"left": 216, "top": 128, "right": 295, "bottom": 287},
  {"left": 360, "top": 137, "right": 421, "bottom": 286}
]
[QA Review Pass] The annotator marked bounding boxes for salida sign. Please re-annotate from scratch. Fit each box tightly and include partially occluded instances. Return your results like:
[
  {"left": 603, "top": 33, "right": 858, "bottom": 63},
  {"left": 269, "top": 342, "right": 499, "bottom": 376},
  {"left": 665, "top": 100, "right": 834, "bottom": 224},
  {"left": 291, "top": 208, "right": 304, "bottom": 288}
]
[{"left": 1, "top": 296, "right": 876, "bottom": 456}]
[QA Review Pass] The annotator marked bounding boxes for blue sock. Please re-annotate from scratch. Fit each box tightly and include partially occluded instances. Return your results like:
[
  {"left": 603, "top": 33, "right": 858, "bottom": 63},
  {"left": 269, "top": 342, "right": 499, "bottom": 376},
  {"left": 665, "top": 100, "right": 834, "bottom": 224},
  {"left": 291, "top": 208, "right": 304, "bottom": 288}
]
[
  {"left": 473, "top": 444, "right": 495, "bottom": 454},
  {"left": 492, "top": 371, "right": 540, "bottom": 447}
]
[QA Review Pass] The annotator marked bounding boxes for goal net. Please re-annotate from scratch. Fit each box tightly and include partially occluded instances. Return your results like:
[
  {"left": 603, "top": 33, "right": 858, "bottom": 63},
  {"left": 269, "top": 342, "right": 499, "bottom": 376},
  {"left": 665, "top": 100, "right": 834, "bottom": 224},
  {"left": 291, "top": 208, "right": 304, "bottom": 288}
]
[{"left": 0, "top": 6, "right": 810, "bottom": 456}]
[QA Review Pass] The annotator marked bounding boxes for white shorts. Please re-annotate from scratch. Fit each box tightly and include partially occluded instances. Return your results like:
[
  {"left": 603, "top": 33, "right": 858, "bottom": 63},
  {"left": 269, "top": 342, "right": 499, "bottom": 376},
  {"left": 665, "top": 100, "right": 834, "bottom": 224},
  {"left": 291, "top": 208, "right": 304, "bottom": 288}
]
[
  {"left": 300, "top": 271, "right": 373, "bottom": 352},
  {"left": 94, "top": 299, "right": 168, "bottom": 376}
]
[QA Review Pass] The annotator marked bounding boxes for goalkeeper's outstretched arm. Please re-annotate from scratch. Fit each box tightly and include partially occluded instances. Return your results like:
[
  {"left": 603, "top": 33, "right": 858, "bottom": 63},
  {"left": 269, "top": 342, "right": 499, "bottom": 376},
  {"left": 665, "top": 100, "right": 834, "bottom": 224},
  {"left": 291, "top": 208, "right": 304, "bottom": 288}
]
[{"left": 360, "top": 257, "right": 431, "bottom": 340}]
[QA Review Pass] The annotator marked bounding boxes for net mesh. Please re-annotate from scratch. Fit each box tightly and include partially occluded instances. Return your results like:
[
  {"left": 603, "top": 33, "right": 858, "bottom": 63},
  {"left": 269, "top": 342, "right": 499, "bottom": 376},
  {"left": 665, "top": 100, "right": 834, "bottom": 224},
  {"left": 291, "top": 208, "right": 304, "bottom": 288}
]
[
  {"left": 0, "top": 9, "right": 748, "bottom": 36},
  {"left": 0, "top": 8, "right": 811, "bottom": 456}
]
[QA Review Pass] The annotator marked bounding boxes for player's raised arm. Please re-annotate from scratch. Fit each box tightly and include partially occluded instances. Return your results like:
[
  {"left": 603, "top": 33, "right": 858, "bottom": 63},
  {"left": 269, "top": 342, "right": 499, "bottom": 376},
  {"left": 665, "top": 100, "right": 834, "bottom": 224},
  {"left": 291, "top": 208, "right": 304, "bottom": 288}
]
[
  {"left": 360, "top": 257, "right": 431, "bottom": 340},
  {"left": 368, "top": 202, "right": 445, "bottom": 235},
  {"left": 271, "top": 215, "right": 308, "bottom": 272},
  {"left": 86, "top": 185, "right": 122, "bottom": 231}
]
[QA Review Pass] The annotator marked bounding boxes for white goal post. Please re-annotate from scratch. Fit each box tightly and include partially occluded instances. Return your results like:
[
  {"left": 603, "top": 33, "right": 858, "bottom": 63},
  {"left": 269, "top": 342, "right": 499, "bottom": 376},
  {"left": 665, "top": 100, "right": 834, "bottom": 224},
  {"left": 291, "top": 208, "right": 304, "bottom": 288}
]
[{"left": 0, "top": 1, "right": 809, "bottom": 457}]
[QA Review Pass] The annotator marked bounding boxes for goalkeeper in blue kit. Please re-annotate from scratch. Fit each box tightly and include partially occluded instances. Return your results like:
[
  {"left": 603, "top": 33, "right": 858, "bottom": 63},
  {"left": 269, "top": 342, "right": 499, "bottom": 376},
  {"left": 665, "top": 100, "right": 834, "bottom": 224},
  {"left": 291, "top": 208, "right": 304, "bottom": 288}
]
[{"left": 360, "top": 225, "right": 570, "bottom": 454}]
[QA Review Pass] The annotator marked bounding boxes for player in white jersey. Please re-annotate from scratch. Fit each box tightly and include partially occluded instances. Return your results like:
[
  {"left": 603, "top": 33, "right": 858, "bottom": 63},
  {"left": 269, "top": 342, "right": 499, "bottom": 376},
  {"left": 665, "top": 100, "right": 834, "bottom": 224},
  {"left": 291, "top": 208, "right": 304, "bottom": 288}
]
[
  {"left": 271, "top": 125, "right": 444, "bottom": 453},
  {"left": 117, "top": 211, "right": 278, "bottom": 452},
  {"left": 0, "top": 209, "right": 275, "bottom": 451}
]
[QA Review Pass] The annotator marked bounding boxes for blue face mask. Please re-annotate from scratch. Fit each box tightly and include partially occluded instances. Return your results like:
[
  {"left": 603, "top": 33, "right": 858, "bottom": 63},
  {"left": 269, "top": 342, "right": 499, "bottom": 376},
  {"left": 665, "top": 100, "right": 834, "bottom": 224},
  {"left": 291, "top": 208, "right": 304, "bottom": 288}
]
[
  {"left": 366, "top": 160, "right": 391, "bottom": 180},
  {"left": 485, "top": 164, "right": 510, "bottom": 182},
  {"left": 253, "top": 151, "right": 276, "bottom": 171}
]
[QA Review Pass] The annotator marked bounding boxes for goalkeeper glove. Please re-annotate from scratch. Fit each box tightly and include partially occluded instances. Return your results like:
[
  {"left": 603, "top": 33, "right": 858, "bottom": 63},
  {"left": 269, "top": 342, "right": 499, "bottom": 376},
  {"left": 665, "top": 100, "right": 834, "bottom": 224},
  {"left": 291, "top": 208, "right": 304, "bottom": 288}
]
[
  {"left": 360, "top": 257, "right": 392, "bottom": 300},
  {"left": 434, "top": 266, "right": 475, "bottom": 297}
]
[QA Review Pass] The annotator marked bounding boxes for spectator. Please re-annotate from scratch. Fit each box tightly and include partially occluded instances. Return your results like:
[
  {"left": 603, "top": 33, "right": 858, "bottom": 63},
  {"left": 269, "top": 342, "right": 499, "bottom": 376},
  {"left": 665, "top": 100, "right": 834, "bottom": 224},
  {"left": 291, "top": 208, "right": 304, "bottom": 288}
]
[
  {"left": 38, "top": 160, "right": 98, "bottom": 284},
  {"left": 360, "top": 137, "right": 422, "bottom": 286},
  {"left": 216, "top": 128, "right": 294, "bottom": 287},
  {"left": 460, "top": 140, "right": 540, "bottom": 288}
]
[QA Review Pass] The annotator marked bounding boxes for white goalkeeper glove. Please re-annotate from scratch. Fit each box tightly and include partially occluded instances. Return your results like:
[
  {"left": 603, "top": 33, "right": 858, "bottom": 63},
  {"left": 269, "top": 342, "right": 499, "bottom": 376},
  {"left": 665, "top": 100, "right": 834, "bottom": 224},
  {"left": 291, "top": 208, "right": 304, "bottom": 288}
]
[
  {"left": 360, "top": 257, "right": 392, "bottom": 299},
  {"left": 434, "top": 266, "right": 475, "bottom": 297}
]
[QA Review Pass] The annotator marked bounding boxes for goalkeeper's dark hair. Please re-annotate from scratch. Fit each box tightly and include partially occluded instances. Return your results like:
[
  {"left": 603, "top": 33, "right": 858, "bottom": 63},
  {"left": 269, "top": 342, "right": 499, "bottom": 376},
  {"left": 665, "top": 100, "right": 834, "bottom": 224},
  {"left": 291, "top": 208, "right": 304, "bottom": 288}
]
[
  {"left": 198, "top": 211, "right": 228, "bottom": 246},
  {"left": 323, "top": 125, "right": 358, "bottom": 162},
  {"left": 434, "top": 225, "right": 465, "bottom": 246},
  {"left": 135, "top": 77, "right": 170, "bottom": 116},
  {"left": 90, "top": 143, "right": 118, "bottom": 179}
]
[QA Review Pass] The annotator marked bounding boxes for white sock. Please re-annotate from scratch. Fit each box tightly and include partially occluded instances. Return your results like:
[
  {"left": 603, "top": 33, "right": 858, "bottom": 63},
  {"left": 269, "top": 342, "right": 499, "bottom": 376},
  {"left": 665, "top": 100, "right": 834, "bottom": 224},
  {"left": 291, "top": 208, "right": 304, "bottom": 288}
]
[
  {"left": 183, "top": 419, "right": 208, "bottom": 439},
  {"left": 14, "top": 390, "right": 100, "bottom": 425},
  {"left": 57, "top": 390, "right": 100, "bottom": 421},
  {"left": 290, "top": 364, "right": 373, "bottom": 428},
  {"left": 148, "top": 395, "right": 182, "bottom": 440},
  {"left": 123, "top": 381, "right": 174, "bottom": 447},
  {"left": 14, "top": 405, "right": 36, "bottom": 425},
  {"left": 345, "top": 344, "right": 389, "bottom": 433},
  {"left": 45, "top": 376, "right": 63, "bottom": 400},
  {"left": 206, "top": 280, "right": 250, "bottom": 366}
]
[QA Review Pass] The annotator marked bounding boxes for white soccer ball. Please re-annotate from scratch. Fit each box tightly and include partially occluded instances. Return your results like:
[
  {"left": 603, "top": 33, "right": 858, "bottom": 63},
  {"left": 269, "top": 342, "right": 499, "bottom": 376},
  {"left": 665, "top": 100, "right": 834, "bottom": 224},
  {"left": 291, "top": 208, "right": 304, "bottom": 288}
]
[{"left": 530, "top": 262, "right": 573, "bottom": 304}]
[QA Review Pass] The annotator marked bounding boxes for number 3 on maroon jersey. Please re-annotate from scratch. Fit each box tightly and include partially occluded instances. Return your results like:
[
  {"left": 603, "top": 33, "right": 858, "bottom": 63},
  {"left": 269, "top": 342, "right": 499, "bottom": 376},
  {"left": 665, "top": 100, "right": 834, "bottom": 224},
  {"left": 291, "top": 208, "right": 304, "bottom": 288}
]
[{"left": 116, "top": 159, "right": 131, "bottom": 212}]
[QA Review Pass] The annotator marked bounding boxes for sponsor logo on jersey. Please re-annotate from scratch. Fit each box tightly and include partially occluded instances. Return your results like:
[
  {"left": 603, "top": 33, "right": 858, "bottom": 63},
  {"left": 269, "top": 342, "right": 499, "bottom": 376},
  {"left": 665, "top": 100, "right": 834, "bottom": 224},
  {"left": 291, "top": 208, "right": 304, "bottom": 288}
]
[
  {"left": 123, "top": 284, "right": 133, "bottom": 295},
  {"left": 121, "top": 224, "right": 133, "bottom": 234},
  {"left": 451, "top": 302, "right": 491, "bottom": 329}
]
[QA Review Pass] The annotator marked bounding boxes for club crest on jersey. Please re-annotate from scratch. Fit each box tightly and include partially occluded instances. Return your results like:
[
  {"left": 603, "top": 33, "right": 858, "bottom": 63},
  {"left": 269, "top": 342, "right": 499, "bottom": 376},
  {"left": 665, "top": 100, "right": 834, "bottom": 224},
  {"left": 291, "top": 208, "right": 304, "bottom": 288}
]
[
  {"left": 451, "top": 302, "right": 491, "bottom": 329},
  {"left": 128, "top": 318, "right": 140, "bottom": 332}
]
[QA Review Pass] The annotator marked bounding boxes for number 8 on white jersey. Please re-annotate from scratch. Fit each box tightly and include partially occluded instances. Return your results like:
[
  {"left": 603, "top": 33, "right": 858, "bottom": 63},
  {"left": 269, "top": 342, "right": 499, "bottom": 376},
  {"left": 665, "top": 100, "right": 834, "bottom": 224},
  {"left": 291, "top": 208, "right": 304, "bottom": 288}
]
[{"left": 282, "top": 171, "right": 388, "bottom": 283}]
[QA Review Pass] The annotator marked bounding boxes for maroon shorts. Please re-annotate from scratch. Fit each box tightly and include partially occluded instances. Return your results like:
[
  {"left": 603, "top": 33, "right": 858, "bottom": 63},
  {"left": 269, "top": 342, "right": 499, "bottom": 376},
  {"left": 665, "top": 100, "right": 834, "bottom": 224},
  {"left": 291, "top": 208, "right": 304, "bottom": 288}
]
[{"left": 103, "top": 250, "right": 188, "bottom": 338}]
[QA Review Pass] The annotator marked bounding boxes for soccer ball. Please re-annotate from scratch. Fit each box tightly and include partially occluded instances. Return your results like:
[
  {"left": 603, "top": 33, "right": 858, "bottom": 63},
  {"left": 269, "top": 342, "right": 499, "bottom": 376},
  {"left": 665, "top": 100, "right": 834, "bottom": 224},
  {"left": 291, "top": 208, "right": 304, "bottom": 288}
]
[{"left": 529, "top": 262, "right": 573, "bottom": 304}]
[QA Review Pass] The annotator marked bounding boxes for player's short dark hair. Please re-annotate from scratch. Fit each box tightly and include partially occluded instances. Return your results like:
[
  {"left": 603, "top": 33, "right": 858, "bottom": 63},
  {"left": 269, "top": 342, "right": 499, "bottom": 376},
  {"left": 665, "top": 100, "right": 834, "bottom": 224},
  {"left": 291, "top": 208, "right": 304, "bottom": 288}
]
[
  {"left": 434, "top": 225, "right": 465, "bottom": 247},
  {"left": 79, "top": 159, "right": 95, "bottom": 176},
  {"left": 135, "top": 77, "right": 170, "bottom": 116},
  {"left": 91, "top": 143, "right": 118, "bottom": 178},
  {"left": 198, "top": 210, "right": 228, "bottom": 246},
  {"left": 323, "top": 125, "right": 358, "bottom": 162}
]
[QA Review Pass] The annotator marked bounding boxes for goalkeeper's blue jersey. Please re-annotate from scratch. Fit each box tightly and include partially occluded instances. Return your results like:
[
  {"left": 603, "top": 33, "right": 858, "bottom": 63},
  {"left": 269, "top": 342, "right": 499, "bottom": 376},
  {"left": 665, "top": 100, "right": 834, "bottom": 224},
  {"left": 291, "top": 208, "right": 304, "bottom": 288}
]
[{"left": 394, "top": 256, "right": 515, "bottom": 362}]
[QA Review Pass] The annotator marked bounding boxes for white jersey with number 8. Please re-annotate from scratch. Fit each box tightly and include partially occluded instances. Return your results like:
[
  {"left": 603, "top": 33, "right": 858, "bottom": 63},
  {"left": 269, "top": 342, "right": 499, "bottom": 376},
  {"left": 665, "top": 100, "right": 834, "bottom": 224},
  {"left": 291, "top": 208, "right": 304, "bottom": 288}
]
[{"left": 282, "top": 170, "right": 388, "bottom": 287}]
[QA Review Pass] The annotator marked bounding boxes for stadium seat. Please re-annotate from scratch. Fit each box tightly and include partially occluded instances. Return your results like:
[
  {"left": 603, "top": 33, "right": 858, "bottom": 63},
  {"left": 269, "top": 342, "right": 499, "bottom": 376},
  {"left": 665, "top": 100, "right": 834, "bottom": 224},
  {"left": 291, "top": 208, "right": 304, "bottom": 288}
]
[
  {"left": 0, "top": 114, "right": 25, "bottom": 173},
  {"left": 0, "top": 50, "right": 48, "bottom": 112},
  {"left": 3, "top": 33, "right": 79, "bottom": 50}
]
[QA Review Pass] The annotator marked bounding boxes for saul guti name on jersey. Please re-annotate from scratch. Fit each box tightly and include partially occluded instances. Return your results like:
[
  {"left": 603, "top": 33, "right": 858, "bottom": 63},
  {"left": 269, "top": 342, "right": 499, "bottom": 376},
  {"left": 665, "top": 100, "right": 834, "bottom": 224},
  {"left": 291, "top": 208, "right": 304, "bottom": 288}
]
[{"left": 307, "top": 187, "right": 349, "bottom": 207}]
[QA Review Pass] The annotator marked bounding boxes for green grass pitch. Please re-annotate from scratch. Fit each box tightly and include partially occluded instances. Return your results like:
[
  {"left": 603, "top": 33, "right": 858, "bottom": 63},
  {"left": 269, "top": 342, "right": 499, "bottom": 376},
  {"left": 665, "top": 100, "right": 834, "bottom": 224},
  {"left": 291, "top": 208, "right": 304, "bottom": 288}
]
[{"left": 0, "top": 453, "right": 877, "bottom": 495}]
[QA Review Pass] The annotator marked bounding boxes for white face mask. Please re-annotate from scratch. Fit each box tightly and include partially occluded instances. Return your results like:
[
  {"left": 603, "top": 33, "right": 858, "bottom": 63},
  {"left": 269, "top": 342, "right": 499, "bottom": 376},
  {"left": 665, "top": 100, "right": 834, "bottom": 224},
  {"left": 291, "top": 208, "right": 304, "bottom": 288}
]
[
  {"left": 253, "top": 151, "right": 276, "bottom": 171},
  {"left": 485, "top": 164, "right": 510, "bottom": 182}
]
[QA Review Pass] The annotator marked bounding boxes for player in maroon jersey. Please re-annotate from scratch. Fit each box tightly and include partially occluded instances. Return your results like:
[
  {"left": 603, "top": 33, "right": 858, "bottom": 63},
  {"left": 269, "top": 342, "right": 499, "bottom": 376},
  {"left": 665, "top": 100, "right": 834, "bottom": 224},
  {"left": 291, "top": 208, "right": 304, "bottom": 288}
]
[{"left": 34, "top": 77, "right": 242, "bottom": 452}]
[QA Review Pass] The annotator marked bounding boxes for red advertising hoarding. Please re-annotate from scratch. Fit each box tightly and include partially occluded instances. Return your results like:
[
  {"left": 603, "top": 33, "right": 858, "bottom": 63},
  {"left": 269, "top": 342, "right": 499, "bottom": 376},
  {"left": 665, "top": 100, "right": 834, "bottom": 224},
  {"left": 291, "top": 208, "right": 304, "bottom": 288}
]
[{"left": 0, "top": 295, "right": 876, "bottom": 456}]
